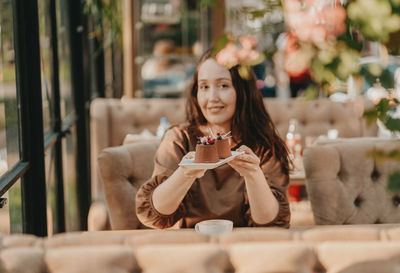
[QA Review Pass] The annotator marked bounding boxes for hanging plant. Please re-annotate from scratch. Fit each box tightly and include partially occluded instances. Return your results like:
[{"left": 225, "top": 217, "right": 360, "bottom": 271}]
[{"left": 83, "top": 0, "right": 123, "bottom": 49}]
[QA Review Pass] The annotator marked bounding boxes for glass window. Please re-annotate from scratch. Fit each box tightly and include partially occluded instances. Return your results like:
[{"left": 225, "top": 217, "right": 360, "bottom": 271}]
[
  {"left": 135, "top": 0, "right": 201, "bottom": 98},
  {"left": 0, "top": 179, "right": 22, "bottom": 234},
  {"left": 0, "top": 0, "right": 20, "bottom": 169},
  {"left": 62, "top": 125, "right": 79, "bottom": 231},
  {"left": 38, "top": 0, "right": 55, "bottom": 135},
  {"left": 57, "top": 0, "right": 74, "bottom": 118}
]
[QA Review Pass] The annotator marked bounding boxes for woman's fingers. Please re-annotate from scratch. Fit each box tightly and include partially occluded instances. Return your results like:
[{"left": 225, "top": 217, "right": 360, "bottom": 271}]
[
  {"left": 229, "top": 145, "right": 261, "bottom": 177},
  {"left": 182, "top": 151, "right": 196, "bottom": 160},
  {"left": 236, "top": 145, "right": 254, "bottom": 155},
  {"left": 229, "top": 160, "right": 259, "bottom": 172},
  {"left": 234, "top": 146, "right": 260, "bottom": 165},
  {"left": 236, "top": 153, "right": 259, "bottom": 164}
]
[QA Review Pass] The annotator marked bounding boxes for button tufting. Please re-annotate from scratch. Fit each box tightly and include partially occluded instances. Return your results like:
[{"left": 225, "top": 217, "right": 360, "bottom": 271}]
[
  {"left": 393, "top": 195, "right": 400, "bottom": 207},
  {"left": 337, "top": 170, "right": 346, "bottom": 181},
  {"left": 354, "top": 196, "right": 362, "bottom": 207},
  {"left": 371, "top": 168, "right": 380, "bottom": 182},
  {"left": 127, "top": 176, "right": 134, "bottom": 184}
]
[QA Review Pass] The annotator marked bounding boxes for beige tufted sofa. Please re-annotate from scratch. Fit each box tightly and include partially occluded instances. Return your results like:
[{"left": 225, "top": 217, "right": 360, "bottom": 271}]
[
  {"left": 89, "top": 97, "right": 377, "bottom": 230},
  {"left": 3, "top": 224, "right": 400, "bottom": 273},
  {"left": 303, "top": 138, "right": 400, "bottom": 225}
]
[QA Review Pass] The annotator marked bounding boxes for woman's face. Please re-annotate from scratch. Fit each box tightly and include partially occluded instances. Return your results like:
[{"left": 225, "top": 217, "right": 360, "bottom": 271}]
[{"left": 197, "top": 58, "right": 237, "bottom": 130}]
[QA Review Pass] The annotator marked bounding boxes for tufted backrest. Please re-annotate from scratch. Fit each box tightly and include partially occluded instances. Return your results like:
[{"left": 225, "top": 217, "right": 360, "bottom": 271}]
[
  {"left": 303, "top": 138, "right": 400, "bottom": 225},
  {"left": 90, "top": 97, "right": 377, "bottom": 202},
  {"left": 97, "top": 142, "right": 160, "bottom": 229}
]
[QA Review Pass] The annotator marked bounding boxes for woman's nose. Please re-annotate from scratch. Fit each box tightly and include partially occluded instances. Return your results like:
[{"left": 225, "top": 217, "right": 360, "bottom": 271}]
[{"left": 209, "top": 86, "right": 219, "bottom": 101}]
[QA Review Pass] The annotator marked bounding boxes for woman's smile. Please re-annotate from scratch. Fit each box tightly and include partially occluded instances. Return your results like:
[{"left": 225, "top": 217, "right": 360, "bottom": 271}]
[{"left": 207, "top": 105, "right": 224, "bottom": 113}]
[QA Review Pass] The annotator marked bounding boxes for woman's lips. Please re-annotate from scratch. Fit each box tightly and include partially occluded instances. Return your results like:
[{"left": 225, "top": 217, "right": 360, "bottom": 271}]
[{"left": 208, "top": 106, "right": 224, "bottom": 113}]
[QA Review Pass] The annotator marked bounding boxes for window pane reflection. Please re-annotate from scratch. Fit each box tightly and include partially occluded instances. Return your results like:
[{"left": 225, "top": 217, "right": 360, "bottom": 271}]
[
  {"left": 0, "top": 0, "right": 20, "bottom": 169},
  {"left": 38, "top": 0, "right": 55, "bottom": 135},
  {"left": 0, "top": 179, "right": 22, "bottom": 234},
  {"left": 57, "top": 0, "right": 74, "bottom": 118},
  {"left": 62, "top": 125, "right": 79, "bottom": 231}
]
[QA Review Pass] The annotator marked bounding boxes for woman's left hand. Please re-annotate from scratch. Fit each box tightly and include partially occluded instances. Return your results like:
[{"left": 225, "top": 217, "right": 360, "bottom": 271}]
[{"left": 228, "top": 145, "right": 261, "bottom": 178}]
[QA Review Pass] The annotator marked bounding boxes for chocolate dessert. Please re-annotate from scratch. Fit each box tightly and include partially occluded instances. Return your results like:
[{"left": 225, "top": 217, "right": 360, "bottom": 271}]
[
  {"left": 194, "top": 136, "right": 219, "bottom": 163},
  {"left": 216, "top": 132, "right": 232, "bottom": 159}
]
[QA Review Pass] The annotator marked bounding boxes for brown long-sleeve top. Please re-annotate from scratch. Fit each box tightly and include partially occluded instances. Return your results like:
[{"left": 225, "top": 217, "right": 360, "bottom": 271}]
[{"left": 136, "top": 123, "right": 290, "bottom": 229}]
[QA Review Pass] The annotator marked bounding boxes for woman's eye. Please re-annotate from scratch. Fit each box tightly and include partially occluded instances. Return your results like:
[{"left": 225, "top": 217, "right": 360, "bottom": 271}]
[
  {"left": 219, "top": 84, "right": 229, "bottom": 89},
  {"left": 199, "top": 85, "right": 208, "bottom": 90}
]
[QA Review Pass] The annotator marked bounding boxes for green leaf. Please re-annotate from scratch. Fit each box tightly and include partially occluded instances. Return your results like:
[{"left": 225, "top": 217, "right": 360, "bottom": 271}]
[
  {"left": 212, "top": 34, "right": 230, "bottom": 57},
  {"left": 249, "top": 9, "right": 268, "bottom": 19},
  {"left": 376, "top": 98, "right": 391, "bottom": 120},
  {"left": 384, "top": 116, "right": 400, "bottom": 132},
  {"left": 245, "top": 53, "right": 266, "bottom": 66},
  {"left": 301, "top": 85, "right": 319, "bottom": 100},
  {"left": 363, "top": 108, "right": 379, "bottom": 125},
  {"left": 198, "top": 0, "right": 216, "bottom": 8},
  {"left": 366, "top": 148, "right": 400, "bottom": 163},
  {"left": 388, "top": 172, "right": 400, "bottom": 192},
  {"left": 238, "top": 65, "right": 250, "bottom": 80}
]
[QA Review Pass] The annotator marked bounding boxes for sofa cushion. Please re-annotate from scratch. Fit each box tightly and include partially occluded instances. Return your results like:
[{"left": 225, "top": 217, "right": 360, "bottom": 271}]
[
  {"left": 43, "top": 232, "right": 125, "bottom": 248},
  {"left": 1, "top": 234, "right": 41, "bottom": 248},
  {"left": 384, "top": 227, "right": 400, "bottom": 241},
  {"left": 265, "top": 99, "right": 364, "bottom": 141},
  {"left": 45, "top": 246, "right": 137, "bottom": 273},
  {"left": 299, "top": 226, "right": 381, "bottom": 242},
  {"left": 228, "top": 242, "right": 316, "bottom": 273},
  {"left": 125, "top": 230, "right": 210, "bottom": 247},
  {"left": 0, "top": 247, "right": 45, "bottom": 273},
  {"left": 317, "top": 242, "right": 400, "bottom": 273},
  {"left": 218, "top": 228, "right": 292, "bottom": 244},
  {"left": 135, "top": 244, "right": 231, "bottom": 273},
  {"left": 304, "top": 139, "right": 400, "bottom": 225}
]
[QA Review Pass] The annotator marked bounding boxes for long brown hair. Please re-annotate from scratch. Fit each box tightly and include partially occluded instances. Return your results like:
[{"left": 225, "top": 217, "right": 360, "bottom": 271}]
[{"left": 186, "top": 49, "right": 290, "bottom": 175}]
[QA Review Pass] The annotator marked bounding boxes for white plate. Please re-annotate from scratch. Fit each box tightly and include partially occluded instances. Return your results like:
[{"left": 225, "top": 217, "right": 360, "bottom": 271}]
[{"left": 178, "top": 151, "right": 244, "bottom": 170}]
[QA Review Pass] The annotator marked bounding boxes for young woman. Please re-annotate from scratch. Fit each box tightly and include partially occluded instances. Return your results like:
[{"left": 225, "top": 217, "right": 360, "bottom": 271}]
[{"left": 136, "top": 49, "right": 291, "bottom": 229}]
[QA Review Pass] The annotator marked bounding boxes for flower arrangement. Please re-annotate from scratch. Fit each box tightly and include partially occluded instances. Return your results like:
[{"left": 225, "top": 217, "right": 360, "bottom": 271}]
[
  {"left": 284, "top": 0, "right": 347, "bottom": 43},
  {"left": 209, "top": 0, "right": 400, "bottom": 190},
  {"left": 214, "top": 35, "right": 265, "bottom": 79}
]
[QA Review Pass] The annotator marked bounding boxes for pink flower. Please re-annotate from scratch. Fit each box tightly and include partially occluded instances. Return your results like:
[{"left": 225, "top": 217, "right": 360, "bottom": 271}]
[
  {"left": 240, "top": 35, "right": 258, "bottom": 50},
  {"left": 284, "top": 0, "right": 301, "bottom": 12},
  {"left": 284, "top": 0, "right": 347, "bottom": 42},
  {"left": 216, "top": 36, "right": 261, "bottom": 70},
  {"left": 216, "top": 42, "right": 240, "bottom": 68},
  {"left": 311, "top": 26, "right": 327, "bottom": 43},
  {"left": 237, "top": 48, "right": 260, "bottom": 62}
]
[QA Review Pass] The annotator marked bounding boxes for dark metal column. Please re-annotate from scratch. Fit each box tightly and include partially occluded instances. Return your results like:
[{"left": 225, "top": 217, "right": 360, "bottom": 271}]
[
  {"left": 49, "top": 0, "right": 66, "bottom": 234},
  {"left": 13, "top": 0, "right": 47, "bottom": 236},
  {"left": 67, "top": 0, "right": 91, "bottom": 230}
]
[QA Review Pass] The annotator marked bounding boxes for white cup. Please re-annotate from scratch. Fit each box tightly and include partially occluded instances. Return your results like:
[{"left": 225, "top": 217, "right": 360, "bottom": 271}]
[{"left": 194, "top": 219, "right": 233, "bottom": 236}]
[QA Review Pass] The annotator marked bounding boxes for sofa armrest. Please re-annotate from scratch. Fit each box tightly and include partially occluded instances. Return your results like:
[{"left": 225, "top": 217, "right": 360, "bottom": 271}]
[
  {"left": 90, "top": 98, "right": 112, "bottom": 201},
  {"left": 98, "top": 141, "right": 159, "bottom": 230},
  {"left": 87, "top": 201, "right": 111, "bottom": 231}
]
